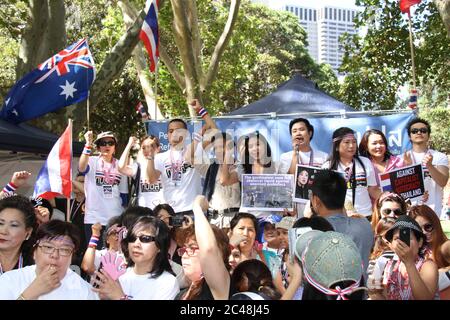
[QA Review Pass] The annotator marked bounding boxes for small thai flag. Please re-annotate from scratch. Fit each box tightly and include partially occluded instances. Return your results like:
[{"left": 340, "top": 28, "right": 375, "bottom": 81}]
[
  {"left": 135, "top": 101, "right": 149, "bottom": 120},
  {"left": 408, "top": 89, "right": 418, "bottom": 109},
  {"left": 33, "top": 122, "right": 72, "bottom": 199},
  {"left": 379, "top": 173, "right": 393, "bottom": 192}
]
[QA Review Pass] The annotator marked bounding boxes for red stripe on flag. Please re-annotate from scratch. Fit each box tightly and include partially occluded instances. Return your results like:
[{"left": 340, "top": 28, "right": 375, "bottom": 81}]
[
  {"left": 58, "top": 123, "right": 72, "bottom": 198},
  {"left": 139, "top": 30, "right": 156, "bottom": 72},
  {"left": 380, "top": 173, "right": 390, "bottom": 181}
]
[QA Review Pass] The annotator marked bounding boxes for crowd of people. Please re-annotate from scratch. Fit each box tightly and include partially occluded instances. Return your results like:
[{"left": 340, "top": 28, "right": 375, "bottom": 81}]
[{"left": 0, "top": 102, "right": 449, "bottom": 300}]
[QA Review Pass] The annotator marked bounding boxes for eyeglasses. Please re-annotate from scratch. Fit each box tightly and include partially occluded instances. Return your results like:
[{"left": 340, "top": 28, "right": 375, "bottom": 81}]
[
  {"left": 127, "top": 234, "right": 155, "bottom": 243},
  {"left": 422, "top": 223, "right": 434, "bottom": 233},
  {"left": 410, "top": 128, "right": 428, "bottom": 134},
  {"left": 381, "top": 208, "right": 404, "bottom": 217},
  {"left": 98, "top": 140, "right": 115, "bottom": 147},
  {"left": 38, "top": 244, "right": 74, "bottom": 257},
  {"left": 177, "top": 246, "right": 199, "bottom": 257}
]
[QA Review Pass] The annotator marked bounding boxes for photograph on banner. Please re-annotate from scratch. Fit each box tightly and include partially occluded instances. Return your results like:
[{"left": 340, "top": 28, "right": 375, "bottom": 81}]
[
  {"left": 294, "top": 165, "right": 325, "bottom": 203},
  {"left": 241, "top": 174, "right": 294, "bottom": 211},
  {"left": 379, "top": 164, "right": 425, "bottom": 200}
]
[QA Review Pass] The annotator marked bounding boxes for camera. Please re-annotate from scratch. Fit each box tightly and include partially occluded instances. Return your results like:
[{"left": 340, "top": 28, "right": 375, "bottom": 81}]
[{"left": 170, "top": 215, "right": 186, "bottom": 228}]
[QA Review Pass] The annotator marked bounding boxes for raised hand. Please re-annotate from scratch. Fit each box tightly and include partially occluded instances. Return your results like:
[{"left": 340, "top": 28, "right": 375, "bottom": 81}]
[
  {"left": 100, "top": 251, "right": 127, "bottom": 281},
  {"left": 34, "top": 206, "right": 50, "bottom": 225},
  {"left": 128, "top": 136, "right": 139, "bottom": 147},
  {"left": 190, "top": 99, "right": 202, "bottom": 113},
  {"left": 403, "top": 151, "right": 413, "bottom": 166},
  {"left": 193, "top": 195, "right": 209, "bottom": 213},
  {"left": 91, "top": 223, "right": 102, "bottom": 237},
  {"left": 422, "top": 152, "right": 433, "bottom": 169},
  {"left": 10, "top": 171, "right": 31, "bottom": 188},
  {"left": 91, "top": 269, "right": 126, "bottom": 300},
  {"left": 84, "top": 131, "right": 94, "bottom": 145}
]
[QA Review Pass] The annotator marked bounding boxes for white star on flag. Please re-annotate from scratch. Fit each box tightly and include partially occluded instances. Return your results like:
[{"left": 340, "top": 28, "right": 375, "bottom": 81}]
[
  {"left": 5, "top": 98, "right": 10, "bottom": 106},
  {"left": 59, "top": 80, "right": 77, "bottom": 100}
]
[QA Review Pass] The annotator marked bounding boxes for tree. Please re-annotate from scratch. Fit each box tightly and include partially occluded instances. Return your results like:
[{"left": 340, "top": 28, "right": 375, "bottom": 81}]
[{"left": 339, "top": 0, "right": 449, "bottom": 111}]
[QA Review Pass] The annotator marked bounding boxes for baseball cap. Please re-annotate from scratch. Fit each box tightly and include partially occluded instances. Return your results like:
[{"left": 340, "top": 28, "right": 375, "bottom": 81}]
[
  {"left": 303, "top": 231, "right": 363, "bottom": 290},
  {"left": 294, "top": 230, "right": 324, "bottom": 261},
  {"left": 276, "top": 216, "right": 296, "bottom": 230},
  {"left": 257, "top": 214, "right": 282, "bottom": 243},
  {"left": 384, "top": 215, "right": 424, "bottom": 243},
  {"left": 94, "top": 131, "right": 118, "bottom": 145}
]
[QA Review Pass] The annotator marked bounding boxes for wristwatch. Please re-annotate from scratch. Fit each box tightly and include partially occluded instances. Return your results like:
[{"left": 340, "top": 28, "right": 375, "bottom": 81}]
[{"left": 147, "top": 156, "right": 154, "bottom": 160}]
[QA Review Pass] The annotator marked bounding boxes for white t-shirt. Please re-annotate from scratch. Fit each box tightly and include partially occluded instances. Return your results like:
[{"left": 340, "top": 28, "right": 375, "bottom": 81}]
[
  {"left": 154, "top": 147, "right": 204, "bottom": 213},
  {"left": 323, "top": 156, "right": 377, "bottom": 216},
  {"left": 84, "top": 156, "right": 128, "bottom": 225},
  {"left": 402, "top": 149, "right": 449, "bottom": 217},
  {"left": 0, "top": 265, "right": 98, "bottom": 300},
  {"left": 118, "top": 268, "right": 179, "bottom": 300},
  {"left": 277, "top": 149, "right": 328, "bottom": 174},
  {"left": 130, "top": 162, "right": 164, "bottom": 209}
]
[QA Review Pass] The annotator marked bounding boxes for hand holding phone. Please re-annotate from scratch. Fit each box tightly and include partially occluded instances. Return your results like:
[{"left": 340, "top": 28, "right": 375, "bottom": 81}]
[{"left": 399, "top": 227, "right": 410, "bottom": 247}]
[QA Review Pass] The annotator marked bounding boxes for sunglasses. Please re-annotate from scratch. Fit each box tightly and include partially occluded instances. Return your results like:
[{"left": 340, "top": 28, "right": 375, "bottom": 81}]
[
  {"left": 177, "top": 246, "right": 199, "bottom": 257},
  {"left": 126, "top": 234, "right": 155, "bottom": 243},
  {"left": 410, "top": 128, "right": 428, "bottom": 134},
  {"left": 422, "top": 223, "right": 434, "bottom": 233},
  {"left": 98, "top": 140, "right": 115, "bottom": 147},
  {"left": 381, "top": 208, "right": 404, "bottom": 217}
]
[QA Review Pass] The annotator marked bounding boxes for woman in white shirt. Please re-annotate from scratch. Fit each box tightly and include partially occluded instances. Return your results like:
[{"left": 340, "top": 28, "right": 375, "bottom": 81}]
[
  {"left": 92, "top": 216, "right": 179, "bottom": 300},
  {"left": 322, "top": 127, "right": 381, "bottom": 217},
  {"left": 0, "top": 220, "right": 97, "bottom": 300}
]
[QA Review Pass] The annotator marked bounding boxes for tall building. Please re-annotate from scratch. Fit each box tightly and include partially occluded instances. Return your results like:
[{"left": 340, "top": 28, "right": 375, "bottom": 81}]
[{"left": 253, "top": 1, "right": 359, "bottom": 74}]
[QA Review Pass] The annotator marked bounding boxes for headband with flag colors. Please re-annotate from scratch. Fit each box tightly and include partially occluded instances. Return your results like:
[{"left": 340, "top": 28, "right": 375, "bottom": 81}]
[
  {"left": 399, "top": 0, "right": 421, "bottom": 16},
  {"left": 140, "top": 0, "right": 159, "bottom": 72},
  {"left": 0, "top": 39, "right": 95, "bottom": 124},
  {"left": 33, "top": 121, "right": 72, "bottom": 199}
]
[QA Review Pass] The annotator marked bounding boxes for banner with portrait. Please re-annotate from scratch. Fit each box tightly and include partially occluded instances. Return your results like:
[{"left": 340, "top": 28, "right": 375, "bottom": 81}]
[{"left": 294, "top": 165, "right": 325, "bottom": 203}]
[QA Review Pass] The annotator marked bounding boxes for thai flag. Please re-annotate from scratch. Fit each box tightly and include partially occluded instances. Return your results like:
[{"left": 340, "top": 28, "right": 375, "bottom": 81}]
[
  {"left": 408, "top": 89, "right": 418, "bottom": 109},
  {"left": 140, "top": 0, "right": 159, "bottom": 72},
  {"left": 33, "top": 122, "right": 72, "bottom": 199},
  {"left": 379, "top": 173, "right": 393, "bottom": 193},
  {"left": 135, "top": 101, "right": 149, "bottom": 119}
]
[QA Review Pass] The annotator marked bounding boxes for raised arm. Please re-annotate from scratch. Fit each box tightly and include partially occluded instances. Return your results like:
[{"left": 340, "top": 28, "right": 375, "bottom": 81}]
[
  {"left": 81, "top": 223, "right": 102, "bottom": 275},
  {"left": 193, "top": 195, "right": 230, "bottom": 300},
  {"left": 79, "top": 131, "right": 93, "bottom": 173},
  {"left": 1, "top": 171, "right": 31, "bottom": 199},
  {"left": 423, "top": 153, "right": 449, "bottom": 188},
  {"left": 118, "top": 136, "right": 139, "bottom": 177}
]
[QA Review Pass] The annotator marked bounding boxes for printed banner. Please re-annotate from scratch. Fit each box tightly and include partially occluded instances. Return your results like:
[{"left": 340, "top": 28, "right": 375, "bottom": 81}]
[
  {"left": 294, "top": 165, "right": 325, "bottom": 203},
  {"left": 146, "top": 112, "right": 415, "bottom": 160},
  {"left": 241, "top": 174, "right": 294, "bottom": 212},
  {"left": 379, "top": 164, "right": 425, "bottom": 200}
]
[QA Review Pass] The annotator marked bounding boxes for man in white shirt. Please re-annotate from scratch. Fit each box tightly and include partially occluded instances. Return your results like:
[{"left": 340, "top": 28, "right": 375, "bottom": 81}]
[
  {"left": 403, "top": 118, "right": 449, "bottom": 218},
  {"left": 278, "top": 118, "right": 328, "bottom": 217}
]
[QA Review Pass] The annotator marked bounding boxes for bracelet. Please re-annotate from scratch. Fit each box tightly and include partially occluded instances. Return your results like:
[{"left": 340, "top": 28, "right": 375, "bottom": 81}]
[
  {"left": 83, "top": 144, "right": 92, "bottom": 156},
  {"left": 3, "top": 182, "right": 17, "bottom": 195},
  {"left": 146, "top": 156, "right": 154, "bottom": 161},
  {"left": 198, "top": 107, "right": 208, "bottom": 118},
  {"left": 88, "top": 235, "right": 99, "bottom": 248},
  {"left": 120, "top": 294, "right": 132, "bottom": 300}
]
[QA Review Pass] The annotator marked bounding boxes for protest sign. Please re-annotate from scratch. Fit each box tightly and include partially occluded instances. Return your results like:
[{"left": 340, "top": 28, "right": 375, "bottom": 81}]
[
  {"left": 294, "top": 165, "right": 324, "bottom": 203},
  {"left": 379, "top": 164, "right": 425, "bottom": 200},
  {"left": 241, "top": 174, "right": 294, "bottom": 211}
]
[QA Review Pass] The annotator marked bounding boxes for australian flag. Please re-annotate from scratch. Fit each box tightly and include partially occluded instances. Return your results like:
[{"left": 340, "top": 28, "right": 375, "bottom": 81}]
[{"left": 0, "top": 39, "right": 95, "bottom": 124}]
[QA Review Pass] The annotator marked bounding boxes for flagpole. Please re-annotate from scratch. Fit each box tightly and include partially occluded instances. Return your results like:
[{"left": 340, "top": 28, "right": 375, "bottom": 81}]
[
  {"left": 407, "top": 13, "right": 417, "bottom": 90},
  {"left": 87, "top": 95, "right": 90, "bottom": 131},
  {"left": 67, "top": 118, "right": 73, "bottom": 223},
  {"left": 154, "top": 63, "right": 158, "bottom": 121}
]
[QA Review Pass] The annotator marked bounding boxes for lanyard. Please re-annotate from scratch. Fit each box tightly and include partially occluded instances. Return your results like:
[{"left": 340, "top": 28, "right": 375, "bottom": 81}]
[
  {"left": 410, "top": 149, "right": 429, "bottom": 166},
  {"left": 296, "top": 149, "right": 314, "bottom": 166},
  {"left": 0, "top": 253, "right": 23, "bottom": 275}
]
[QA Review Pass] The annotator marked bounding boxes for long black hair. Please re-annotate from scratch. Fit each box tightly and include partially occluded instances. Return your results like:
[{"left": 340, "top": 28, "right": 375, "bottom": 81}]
[
  {"left": 121, "top": 216, "right": 174, "bottom": 278},
  {"left": 328, "top": 127, "right": 366, "bottom": 174},
  {"left": 239, "top": 132, "right": 272, "bottom": 174}
]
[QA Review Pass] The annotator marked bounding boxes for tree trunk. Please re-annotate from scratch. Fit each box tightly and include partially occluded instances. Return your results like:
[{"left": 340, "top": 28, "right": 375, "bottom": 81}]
[
  {"left": 46, "top": 0, "right": 67, "bottom": 56},
  {"left": 16, "top": 0, "right": 49, "bottom": 80},
  {"left": 433, "top": 0, "right": 450, "bottom": 37},
  {"left": 118, "top": 0, "right": 164, "bottom": 120}
]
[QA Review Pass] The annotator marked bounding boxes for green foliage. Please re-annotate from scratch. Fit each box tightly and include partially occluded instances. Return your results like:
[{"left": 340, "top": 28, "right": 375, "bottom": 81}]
[
  {"left": 419, "top": 106, "right": 450, "bottom": 154},
  {"left": 339, "top": 0, "right": 449, "bottom": 113}
]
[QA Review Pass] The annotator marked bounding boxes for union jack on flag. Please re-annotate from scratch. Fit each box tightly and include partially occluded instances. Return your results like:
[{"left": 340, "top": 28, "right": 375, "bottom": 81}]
[
  {"left": 0, "top": 39, "right": 95, "bottom": 124},
  {"left": 140, "top": 0, "right": 159, "bottom": 73}
]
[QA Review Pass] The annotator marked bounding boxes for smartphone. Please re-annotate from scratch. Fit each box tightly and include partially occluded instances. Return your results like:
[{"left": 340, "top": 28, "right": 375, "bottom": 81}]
[
  {"left": 288, "top": 227, "right": 312, "bottom": 263},
  {"left": 171, "top": 215, "right": 185, "bottom": 228},
  {"left": 399, "top": 227, "right": 410, "bottom": 246},
  {"left": 92, "top": 262, "right": 103, "bottom": 288}
]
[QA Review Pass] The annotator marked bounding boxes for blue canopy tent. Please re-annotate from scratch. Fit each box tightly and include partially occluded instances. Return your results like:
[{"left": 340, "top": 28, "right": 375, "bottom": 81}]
[{"left": 227, "top": 74, "right": 355, "bottom": 116}]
